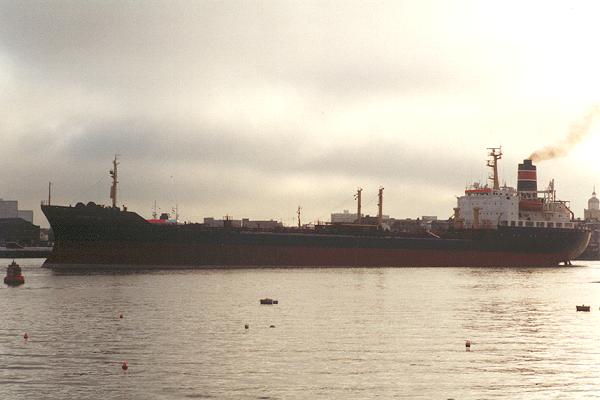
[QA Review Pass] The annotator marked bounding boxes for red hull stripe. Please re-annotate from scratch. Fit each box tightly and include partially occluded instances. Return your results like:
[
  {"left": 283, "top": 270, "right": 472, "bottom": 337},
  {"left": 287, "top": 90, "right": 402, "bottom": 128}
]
[{"left": 47, "top": 242, "right": 572, "bottom": 268}]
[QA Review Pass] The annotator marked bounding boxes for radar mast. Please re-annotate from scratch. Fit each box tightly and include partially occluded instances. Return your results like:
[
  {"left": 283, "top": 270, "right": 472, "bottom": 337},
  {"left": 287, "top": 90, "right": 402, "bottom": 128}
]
[{"left": 487, "top": 147, "right": 502, "bottom": 190}]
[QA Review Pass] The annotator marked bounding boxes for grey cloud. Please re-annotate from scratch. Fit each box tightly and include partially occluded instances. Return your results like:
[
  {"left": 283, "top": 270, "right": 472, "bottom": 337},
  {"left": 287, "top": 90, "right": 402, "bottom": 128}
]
[
  {"left": 0, "top": 0, "right": 480, "bottom": 98},
  {"left": 10, "top": 112, "right": 479, "bottom": 196},
  {"left": 2, "top": 1, "right": 595, "bottom": 227},
  {"left": 54, "top": 118, "right": 300, "bottom": 167},
  {"left": 0, "top": 108, "right": 549, "bottom": 227},
  {"left": 295, "top": 63, "right": 466, "bottom": 98},
  {"left": 47, "top": 117, "right": 475, "bottom": 188}
]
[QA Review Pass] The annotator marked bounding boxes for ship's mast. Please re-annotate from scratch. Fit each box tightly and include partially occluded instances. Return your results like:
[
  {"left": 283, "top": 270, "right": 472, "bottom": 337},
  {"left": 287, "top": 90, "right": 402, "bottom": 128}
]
[
  {"left": 548, "top": 179, "right": 556, "bottom": 202},
  {"left": 486, "top": 147, "right": 502, "bottom": 190},
  {"left": 377, "top": 187, "right": 384, "bottom": 227},
  {"left": 109, "top": 155, "right": 119, "bottom": 209},
  {"left": 297, "top": 206, "right": 302, "bottom": 228},
  {"left": 152, "top": 200, "right": 158, "bottom": 219},
  {"left": 48, "top": 182, "right": 52, "bottom": 206},
  {"left": 355, "top": 188, "right": 363, "bottom": 224}
]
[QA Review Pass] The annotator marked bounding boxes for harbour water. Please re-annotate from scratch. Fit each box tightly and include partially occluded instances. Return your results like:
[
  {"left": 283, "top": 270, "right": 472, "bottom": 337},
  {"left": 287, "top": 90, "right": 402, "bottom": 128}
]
[{"left": 2, "top": 259, "right": 600, "bottom": 399}]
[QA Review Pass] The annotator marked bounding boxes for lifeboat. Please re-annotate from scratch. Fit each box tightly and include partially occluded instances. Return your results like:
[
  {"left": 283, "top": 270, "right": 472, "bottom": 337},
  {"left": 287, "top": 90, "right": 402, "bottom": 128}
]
[
  {"left": 519, "top": 198, "right": 543, "bottom": 211},
  {"left": 4, "top": 260, "right": 24, "bottom": 285}
]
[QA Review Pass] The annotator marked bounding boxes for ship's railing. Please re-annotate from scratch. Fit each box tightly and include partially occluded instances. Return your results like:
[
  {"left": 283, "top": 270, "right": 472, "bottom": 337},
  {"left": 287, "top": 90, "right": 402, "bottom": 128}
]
[{"left": 500, "top": 220, "right": 576, "bottom": 229}]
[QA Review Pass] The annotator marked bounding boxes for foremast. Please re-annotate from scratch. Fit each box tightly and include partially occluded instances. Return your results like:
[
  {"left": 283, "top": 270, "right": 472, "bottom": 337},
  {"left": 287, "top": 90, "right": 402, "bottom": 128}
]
[{"left": 109, "top": 155, "right": 119, "bottom": 209}]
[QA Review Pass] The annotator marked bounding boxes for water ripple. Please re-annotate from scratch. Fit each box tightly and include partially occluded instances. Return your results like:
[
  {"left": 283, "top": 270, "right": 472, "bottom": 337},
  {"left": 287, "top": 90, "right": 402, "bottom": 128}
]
[{"left": 2, "top": 260, "right": 600, "bottom": 398}]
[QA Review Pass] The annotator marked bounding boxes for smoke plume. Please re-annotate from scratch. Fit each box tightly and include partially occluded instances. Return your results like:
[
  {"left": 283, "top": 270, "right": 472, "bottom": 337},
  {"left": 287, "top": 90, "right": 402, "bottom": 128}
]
[{"left": 529, "top": 105, "right": 600, "bottom": 162}]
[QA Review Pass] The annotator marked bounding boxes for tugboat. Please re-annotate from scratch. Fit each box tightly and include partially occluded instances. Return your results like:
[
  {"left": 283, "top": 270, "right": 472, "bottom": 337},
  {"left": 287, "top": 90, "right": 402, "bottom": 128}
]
[{"left": 4, "top": 260, "right": 24, "bottom": 285}]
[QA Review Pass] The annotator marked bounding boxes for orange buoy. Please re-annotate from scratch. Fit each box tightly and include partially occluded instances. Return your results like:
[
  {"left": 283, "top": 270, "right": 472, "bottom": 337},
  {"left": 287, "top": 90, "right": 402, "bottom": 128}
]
[
  {"left": 23, "top": 333, "right": 28, "bottom": 340},
  {"left": 121, "top": 361, "right": 128, "bottom": 371}
]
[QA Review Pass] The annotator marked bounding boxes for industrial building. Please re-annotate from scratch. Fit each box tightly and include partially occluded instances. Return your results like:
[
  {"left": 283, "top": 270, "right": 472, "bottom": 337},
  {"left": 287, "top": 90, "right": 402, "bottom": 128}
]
[
  {"left": 203, "top": 217, "right": 282, "bottom": 230},
  {"left": 0, "top": 198, "right": 40, "bottom": 245},
  {"left": 0, "top": 198, "right": 33, "bottom": 223},
  {"left": 331, "top": 210, "right": 363, "bottom": 224}
]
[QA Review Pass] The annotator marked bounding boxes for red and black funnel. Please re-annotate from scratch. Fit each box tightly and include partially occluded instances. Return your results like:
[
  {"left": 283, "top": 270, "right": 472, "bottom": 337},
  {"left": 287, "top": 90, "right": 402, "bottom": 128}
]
[{"left": 517, "top": 159, "right": 537, "bottom": 193}]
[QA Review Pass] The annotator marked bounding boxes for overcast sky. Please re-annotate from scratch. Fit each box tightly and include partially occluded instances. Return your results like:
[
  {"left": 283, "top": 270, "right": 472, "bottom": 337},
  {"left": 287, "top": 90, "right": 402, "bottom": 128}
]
[{"left": 2, "top": 0, "right": 600, "bottom": 227}]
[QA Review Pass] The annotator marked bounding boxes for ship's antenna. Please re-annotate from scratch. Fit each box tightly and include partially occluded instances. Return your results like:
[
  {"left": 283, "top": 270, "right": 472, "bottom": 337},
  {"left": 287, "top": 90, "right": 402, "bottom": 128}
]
[
  {"left": 354, "top": 188, "right": 363, "bottom": 224},
  {"left": 109, "top": 154, "right": 119, "bottom": 209},
  {"left": 486, "top": 147, "right": 502, "bottom": 190},
  {"left": 297, "top": 206, "right": 302, "bottom": 228},
  {"left": 48, "top": 182, "right": 52, "bottom": 206},
  {"left": 377, "top": 187, "right": 384, "bottom": 227}
]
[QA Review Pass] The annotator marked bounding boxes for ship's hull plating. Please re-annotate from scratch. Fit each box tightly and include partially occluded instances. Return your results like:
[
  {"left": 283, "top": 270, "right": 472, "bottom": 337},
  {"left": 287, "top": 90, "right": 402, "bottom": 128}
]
[{"left": 41, "top": 204, "right": 591, "bottom": 269}]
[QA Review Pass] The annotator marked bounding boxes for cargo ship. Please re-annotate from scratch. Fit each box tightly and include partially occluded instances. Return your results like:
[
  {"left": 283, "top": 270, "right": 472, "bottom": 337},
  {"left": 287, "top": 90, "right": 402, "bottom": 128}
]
[{"left": 41, "top": 150, "right": 590, "bottom": 269}]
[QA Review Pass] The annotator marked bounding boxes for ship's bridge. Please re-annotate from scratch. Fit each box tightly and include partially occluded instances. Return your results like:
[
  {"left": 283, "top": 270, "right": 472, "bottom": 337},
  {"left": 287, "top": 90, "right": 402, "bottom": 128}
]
[
  {"left": 453, "top": 151, "right": 578, "bottom": 230},
  {"left": 457, "top": 183, "right": 519, "bottom": 229}
]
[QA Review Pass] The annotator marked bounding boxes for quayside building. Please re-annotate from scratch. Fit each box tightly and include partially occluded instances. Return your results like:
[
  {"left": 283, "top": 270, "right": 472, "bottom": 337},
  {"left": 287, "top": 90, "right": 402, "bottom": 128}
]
[{"left": 0, "top": 198, "right": 41, "bottom": 246}]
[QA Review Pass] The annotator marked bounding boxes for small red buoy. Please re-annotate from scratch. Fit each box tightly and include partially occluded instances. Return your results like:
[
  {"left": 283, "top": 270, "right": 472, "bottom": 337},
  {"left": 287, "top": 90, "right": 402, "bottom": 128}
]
[
  {"left": 121, "top": 361, "right": 128, "bottom": 371},
  {"left": 23, "top": 333, "right": 28, "bottom": 340}
]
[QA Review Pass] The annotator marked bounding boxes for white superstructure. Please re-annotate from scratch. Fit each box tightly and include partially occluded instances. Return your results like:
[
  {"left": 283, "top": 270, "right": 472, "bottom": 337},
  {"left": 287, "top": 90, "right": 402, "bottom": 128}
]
[
  {"left": 453, "top": 148, "right": 575, "bottom": 230},
  {"left": 456, "top": 184, "right": 519, "bottom": 228}
]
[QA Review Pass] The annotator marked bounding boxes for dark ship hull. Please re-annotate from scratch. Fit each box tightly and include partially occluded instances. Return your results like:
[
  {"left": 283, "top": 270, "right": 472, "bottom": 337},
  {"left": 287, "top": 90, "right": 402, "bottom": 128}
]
[{"left": 41, "top": 203, "right": 591, "bottom": 269}]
